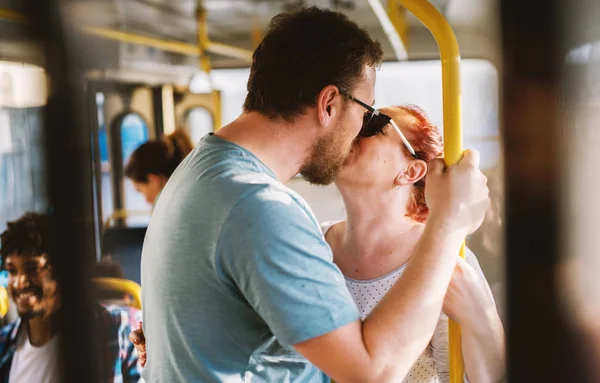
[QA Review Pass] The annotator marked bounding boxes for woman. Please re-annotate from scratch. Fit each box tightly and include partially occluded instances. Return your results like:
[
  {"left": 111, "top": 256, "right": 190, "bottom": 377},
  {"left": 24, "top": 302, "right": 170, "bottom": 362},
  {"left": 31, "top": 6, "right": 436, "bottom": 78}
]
[
  {"left": 124, "top": 128, "right": 194, "bottom": 205},
  {"left": 324, "top": 105, "right": 504, "bottom": 382},
  {"left": 130, "top": 106, "right": 504, "bottom": 382}
]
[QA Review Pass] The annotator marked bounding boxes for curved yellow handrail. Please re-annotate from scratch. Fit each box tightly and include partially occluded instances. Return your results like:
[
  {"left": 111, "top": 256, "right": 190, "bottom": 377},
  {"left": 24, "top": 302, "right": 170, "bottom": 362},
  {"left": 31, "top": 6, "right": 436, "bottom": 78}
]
[
  {"left": 394, "top": 1, "right": 465, "bottom": 382},
  {"left": 93, "top": 277, "right": 142, "bottom": 310}
]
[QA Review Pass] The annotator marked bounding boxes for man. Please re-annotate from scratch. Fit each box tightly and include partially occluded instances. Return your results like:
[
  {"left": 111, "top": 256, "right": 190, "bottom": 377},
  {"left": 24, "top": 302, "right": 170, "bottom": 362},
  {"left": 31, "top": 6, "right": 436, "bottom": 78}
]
[
  {"left": 140, "top": 6, "right": 489, "bottom": 382},
  {"left": 0, "top": 212, "right": 141, "bottom": 382}
]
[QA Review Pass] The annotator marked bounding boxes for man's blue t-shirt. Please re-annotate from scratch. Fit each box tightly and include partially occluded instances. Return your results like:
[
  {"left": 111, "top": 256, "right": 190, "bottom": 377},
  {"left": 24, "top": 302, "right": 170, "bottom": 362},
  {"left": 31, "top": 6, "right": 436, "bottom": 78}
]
[{"left": 141, "top": 134, "right": 360, "bottom": 382}]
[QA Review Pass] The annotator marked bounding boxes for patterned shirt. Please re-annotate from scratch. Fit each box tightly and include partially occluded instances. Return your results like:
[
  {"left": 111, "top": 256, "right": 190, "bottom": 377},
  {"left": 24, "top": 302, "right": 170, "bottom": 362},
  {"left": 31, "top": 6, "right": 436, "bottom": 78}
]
[{"left": 0, "top": 303, "right": 141, "bottom": 382}]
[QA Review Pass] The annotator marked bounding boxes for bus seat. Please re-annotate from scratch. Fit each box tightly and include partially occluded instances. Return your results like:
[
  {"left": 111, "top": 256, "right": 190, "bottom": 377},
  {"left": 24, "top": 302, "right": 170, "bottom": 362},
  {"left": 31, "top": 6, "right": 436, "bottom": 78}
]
[
  {"left": 101, "top": 226, "right": 146, "bottom": 284},
  {"left": 93, "top": 277, "right": 142, "bottom": 310}
]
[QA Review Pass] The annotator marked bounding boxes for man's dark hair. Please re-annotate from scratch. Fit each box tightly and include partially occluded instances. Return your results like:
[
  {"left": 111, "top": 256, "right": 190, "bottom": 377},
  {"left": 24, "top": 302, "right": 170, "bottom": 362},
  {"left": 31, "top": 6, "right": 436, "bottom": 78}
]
[
  {"left": 243, "top": 6, "right": 384, "bottom": 121},
  {"left": 0, "top": 212, "right": 52, "bottom": 264}
]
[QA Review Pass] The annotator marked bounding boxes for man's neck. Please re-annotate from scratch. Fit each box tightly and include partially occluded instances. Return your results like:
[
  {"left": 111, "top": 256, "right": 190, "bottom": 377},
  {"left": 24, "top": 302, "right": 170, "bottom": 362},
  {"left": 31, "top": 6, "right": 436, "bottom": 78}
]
[
  {"left": 26, "top": 314, "right": 58, "bottom": 347},
  {"left": 214, "top": 112, "right": 315, "bottom": 183}
]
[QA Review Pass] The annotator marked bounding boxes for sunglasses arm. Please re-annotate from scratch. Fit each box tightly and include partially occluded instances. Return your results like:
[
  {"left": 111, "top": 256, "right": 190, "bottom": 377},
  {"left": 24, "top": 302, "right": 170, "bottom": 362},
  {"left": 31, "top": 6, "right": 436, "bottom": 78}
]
[{"left": 389, "top": 120, "right": 417, "bottom": 157}]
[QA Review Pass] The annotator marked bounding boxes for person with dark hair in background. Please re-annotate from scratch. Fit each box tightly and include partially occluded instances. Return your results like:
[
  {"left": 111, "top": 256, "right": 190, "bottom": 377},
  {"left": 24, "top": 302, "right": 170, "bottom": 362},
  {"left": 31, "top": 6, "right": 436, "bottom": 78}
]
[
  {"left": 138, "top": 6, "right": 489, "bottom": 382},
  {"left": 0, "top": 213, "right": 141, "bottom": 382},
  {"left": 124, "top": 128, "right": 194, "bottom": 206}
]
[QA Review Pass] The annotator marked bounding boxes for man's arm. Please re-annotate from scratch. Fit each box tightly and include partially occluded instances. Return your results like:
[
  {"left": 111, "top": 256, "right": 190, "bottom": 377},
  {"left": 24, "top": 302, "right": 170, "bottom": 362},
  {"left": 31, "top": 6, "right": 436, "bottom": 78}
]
[{"left": 294, "top": 150, "right": 489, "bottom": 382}]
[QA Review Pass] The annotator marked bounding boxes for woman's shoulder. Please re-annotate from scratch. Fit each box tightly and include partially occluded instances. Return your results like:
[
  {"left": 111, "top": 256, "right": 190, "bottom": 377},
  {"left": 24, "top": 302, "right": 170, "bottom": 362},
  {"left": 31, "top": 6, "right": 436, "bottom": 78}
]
[{"left": 319, "top": 220, "right": 344, "bottom": 235}]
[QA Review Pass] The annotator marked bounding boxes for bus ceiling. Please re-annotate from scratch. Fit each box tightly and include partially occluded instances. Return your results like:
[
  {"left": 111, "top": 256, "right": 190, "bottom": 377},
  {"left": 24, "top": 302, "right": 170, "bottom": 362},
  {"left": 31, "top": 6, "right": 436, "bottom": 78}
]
[{"left": 0, "top": 0, "right": 502, "bottom": 74}]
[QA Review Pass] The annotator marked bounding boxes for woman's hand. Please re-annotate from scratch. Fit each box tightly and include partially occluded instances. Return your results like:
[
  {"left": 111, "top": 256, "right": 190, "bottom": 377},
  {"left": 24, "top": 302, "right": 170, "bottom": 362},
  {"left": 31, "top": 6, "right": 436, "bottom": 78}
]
[
  {"left": 129, "top": 323, "right": 147, "bottom": 367},
  {"left": 444, "top": 258, "right": 506, "bottom": 382},
  {"left": 443, "top": 257, "right": 497, "bottom": 330}
]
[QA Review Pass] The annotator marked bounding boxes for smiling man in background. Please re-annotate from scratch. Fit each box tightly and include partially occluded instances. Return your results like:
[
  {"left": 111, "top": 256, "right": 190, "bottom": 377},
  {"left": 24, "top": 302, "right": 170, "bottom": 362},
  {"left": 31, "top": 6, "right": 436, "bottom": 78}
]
[{"left": 0, "top": 212, "right": 141, "bottom": 382}]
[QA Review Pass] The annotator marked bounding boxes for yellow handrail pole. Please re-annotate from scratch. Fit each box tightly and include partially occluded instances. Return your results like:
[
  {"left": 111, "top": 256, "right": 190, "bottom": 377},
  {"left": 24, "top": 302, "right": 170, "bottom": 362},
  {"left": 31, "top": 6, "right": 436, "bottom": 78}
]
[
  {"left": 394, "top": 1, "right": 465, "bottom": 382},
  {"left": 0, "top": 9, "right": 253, "bottom": 64},
  {"left": 0, "top": 8, "right": 28, "bottom": 23},
  {"left": 93, "top": 277, "right": 142, "bottom": 310},
  {"left": 82, "top": 26, "right": 200, "bottom": 56},
  {"left": 83, "top": 26, "right": 254, "bottom": 63},
  {"left": 197, "top": 7, "right": 222, "bottom": 130},
  {"left": 195, "top": 8, "right": 253, "bottom": 64}
]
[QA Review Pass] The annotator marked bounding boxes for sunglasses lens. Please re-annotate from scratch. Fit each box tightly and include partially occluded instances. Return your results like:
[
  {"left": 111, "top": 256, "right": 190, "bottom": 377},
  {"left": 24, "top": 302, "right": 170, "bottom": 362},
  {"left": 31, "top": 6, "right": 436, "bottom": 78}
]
[
  {"left": 358, "top": 113, "right": 376, "bottom": 136},
  {"left": 359, "top": 113, "right": 390, "bottom": 137}
]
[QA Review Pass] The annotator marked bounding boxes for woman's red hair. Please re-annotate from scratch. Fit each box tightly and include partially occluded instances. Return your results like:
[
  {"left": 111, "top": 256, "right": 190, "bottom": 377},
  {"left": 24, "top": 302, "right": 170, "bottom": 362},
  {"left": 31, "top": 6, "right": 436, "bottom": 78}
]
[{"left": 378, "top": 105, "right": 444, "bottom": 222}]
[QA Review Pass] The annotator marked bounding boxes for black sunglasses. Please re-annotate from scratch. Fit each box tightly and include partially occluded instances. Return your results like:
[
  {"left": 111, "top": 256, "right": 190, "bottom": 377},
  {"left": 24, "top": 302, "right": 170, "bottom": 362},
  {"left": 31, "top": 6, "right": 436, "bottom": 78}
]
[{"left": 339, "top": 89, "right": 417, "bottom": 158}]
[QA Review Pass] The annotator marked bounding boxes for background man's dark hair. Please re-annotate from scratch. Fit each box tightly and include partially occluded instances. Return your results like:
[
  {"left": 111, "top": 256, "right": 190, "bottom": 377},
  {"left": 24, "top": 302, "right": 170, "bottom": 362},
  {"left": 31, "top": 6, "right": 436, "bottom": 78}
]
[
  {"left": 243, "top": 6, "right": 384, "bottom": 121},
  {"left": 0, "top": 212, "right": 52, "bottom": 265}
]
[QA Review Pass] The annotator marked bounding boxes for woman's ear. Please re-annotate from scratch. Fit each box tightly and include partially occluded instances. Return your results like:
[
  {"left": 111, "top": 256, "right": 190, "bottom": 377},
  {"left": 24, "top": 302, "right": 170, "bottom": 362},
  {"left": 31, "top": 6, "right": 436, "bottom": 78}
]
[{"left": 394, "top": 160, "right": 428, "bottom": 186}]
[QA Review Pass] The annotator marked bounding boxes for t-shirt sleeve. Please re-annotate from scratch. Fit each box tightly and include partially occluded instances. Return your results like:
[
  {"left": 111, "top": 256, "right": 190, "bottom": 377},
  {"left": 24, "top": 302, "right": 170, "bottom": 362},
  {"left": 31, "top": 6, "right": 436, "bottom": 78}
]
[
  {"left": 465, "top": 248, "right": 497, "bottom": 306},
  {"left": 218, "top": 187, "right": 360, "bottom": 347},
  {"left": 464, "top": 248, "right": 484, "bottom": 278}
]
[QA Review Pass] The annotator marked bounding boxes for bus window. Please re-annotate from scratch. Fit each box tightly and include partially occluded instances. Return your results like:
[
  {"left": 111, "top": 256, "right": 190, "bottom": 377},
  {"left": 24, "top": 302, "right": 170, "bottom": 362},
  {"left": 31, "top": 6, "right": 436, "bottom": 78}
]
[
  {"left": 0, "top": 107, "right": 48, "bottom": 233},
  {"left": 121, "top": 114, "right": 149, "bottom": 162},
  {"left": 121, "top": 113, "right": 151, "bottom": 226},
  {"left": 186, "top": 107, "right": 214, "bottom": 143},
  {"left": 96, "top": 93, "right": 109, "bottom": 170},
  {"left": 96, "top": 92, "right": 113, "bottom": 223},
  {"left": 0, "top": 62, "right": 47, "bottom": 234}
]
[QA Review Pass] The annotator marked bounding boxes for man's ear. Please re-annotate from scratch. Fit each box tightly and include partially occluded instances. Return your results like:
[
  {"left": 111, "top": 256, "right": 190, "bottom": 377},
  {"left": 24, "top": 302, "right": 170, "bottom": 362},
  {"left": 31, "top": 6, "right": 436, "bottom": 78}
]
[{"left": 316, "top": 85, "right": 343, "bottom": 129}]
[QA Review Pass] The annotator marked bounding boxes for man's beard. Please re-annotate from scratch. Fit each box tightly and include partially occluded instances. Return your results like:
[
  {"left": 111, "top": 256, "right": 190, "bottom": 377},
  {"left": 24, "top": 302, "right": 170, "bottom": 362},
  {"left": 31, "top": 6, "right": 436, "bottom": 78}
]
[
  {"left": 18, "top": 309, "right": 46, "bottom": 320},
  {"left": 300, "top": 124, "right": 353, "bottom": 186},
  {"left": 13, "top": 287, "right": 46, "bottom": 319}
]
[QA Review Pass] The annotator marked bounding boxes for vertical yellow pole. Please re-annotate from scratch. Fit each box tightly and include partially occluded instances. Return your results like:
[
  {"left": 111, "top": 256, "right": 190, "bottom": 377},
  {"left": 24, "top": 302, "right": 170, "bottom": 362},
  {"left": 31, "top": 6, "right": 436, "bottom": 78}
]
[
  {"left": 394, "top": 1, "right": 465, "bottom": 382},
  {"left": 197, "top": 8, "right": 222, "bottom": 131},
  {"left": 387, "top": 0, "right": 410, "bottom": 50}
]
